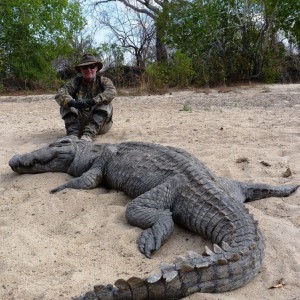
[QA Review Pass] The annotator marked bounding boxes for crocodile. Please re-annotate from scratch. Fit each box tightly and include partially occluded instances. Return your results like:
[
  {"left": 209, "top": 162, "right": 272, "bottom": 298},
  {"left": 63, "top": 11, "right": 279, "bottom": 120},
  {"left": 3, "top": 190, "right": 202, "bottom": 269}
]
[{"left": 9, "top": 136, "right": 299, "bottom": 300}]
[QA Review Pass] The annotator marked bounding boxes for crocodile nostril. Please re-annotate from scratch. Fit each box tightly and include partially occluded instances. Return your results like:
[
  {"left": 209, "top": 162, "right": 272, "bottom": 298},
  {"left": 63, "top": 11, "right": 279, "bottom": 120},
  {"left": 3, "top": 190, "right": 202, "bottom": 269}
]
[{"left": 9, "top": 156, "right": 20, "bottom": 169}]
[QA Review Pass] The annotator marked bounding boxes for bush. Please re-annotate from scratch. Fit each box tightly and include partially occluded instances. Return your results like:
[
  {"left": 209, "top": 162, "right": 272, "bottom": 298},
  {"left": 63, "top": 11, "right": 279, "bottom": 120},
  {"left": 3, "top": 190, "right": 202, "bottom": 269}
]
[
  {"left": 262, "top": 43, "right": 285, "bottom": 83},
  {"left": 169, "top": 51, "right": 195, "bottom": 87},
  {"left": 146, "top": 51, "right": 195, "bottom": 90}
]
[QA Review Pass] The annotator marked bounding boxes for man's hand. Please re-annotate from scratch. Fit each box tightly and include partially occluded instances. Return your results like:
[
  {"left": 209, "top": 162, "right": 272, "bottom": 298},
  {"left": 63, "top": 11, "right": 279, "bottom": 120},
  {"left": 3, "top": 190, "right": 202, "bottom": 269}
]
[
  {"left": 85, "top": 99, "right": 96, "bottom": 107},
  {"left": 68, "top": 100, "right": 88, "bottom": 110}
]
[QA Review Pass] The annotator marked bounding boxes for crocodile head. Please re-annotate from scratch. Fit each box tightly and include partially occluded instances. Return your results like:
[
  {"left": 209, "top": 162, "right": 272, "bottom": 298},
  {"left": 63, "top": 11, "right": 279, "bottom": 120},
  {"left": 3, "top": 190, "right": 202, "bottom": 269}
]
[{"left": 9, "top": 136, "right": 82, "bottom": 174}]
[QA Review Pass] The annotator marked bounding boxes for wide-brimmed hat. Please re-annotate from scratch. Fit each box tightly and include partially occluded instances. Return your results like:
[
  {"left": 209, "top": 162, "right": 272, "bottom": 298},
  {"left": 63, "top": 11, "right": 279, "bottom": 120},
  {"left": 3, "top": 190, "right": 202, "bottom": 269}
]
[{"left": 75, "top": 54, "right": 103, "bottom": 72}]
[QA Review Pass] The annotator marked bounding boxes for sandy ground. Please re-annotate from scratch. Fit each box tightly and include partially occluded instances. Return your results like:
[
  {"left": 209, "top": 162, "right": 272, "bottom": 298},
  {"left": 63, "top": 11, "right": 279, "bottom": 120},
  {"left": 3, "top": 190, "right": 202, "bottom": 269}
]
[{"left": 0, "top": 84, "right": 300, "bottom": 300}]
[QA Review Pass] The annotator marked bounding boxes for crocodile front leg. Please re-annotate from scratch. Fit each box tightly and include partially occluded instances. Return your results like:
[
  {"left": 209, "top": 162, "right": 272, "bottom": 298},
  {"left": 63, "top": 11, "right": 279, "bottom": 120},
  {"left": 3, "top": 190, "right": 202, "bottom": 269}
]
[
  {"left": 50, "top": 167, "right": 103, "bottom": 193},
  {"left": 125, "top": 177, "right": 180, "bottom": 258}
]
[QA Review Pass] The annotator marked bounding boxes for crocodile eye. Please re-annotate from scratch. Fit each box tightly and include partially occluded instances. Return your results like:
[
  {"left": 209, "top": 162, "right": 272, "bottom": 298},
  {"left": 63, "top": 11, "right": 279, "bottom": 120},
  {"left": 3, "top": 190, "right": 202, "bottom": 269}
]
[
  {"left": 59, "top": 139, "right": 71, "bottom": 144},
  {"left": 50, "top": 137, "right": 72, "bottom": 148}
]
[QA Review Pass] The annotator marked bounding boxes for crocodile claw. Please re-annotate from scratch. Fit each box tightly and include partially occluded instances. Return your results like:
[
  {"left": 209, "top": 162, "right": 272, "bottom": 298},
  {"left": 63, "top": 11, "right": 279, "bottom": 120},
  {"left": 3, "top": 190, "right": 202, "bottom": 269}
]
[
  {"left": 138, "top": 228, "right": 161, "bottom": 258},
  {"left": 50, "top": 184, "right": 67, "bottom": 194}
]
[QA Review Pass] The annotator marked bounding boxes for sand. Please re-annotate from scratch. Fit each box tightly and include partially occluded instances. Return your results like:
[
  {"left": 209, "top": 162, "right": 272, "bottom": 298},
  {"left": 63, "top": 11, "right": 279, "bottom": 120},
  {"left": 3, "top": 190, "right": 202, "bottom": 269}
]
[{"left": 0, "top": 84, "right": 299, "bottom": 300}]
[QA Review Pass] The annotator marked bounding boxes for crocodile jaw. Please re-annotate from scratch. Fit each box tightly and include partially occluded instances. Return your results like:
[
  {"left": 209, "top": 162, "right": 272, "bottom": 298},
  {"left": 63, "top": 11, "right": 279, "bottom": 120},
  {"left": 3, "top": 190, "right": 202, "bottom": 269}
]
[{"left": 9, "top": 137, "right": 78, "bottom": 174}]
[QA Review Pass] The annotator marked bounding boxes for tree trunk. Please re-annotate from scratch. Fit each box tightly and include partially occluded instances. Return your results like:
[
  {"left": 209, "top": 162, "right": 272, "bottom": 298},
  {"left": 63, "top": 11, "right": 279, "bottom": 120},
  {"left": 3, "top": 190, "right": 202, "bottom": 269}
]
[{"left": 155, "top": 25, "right": 168, "bottom": 63}]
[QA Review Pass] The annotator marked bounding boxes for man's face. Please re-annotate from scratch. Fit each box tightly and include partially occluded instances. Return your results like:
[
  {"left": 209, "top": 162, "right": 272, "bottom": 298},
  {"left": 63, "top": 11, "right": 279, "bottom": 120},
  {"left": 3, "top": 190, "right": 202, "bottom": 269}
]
[{"left": 80, "top": 63, "right": 98, "bottom": 80}]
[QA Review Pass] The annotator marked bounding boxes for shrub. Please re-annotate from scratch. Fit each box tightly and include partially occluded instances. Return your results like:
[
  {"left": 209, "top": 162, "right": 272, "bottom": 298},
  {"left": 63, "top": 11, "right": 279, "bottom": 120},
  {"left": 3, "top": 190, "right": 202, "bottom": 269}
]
[{"left": 146, "top": 51, "right": 195, "bottom": 90}]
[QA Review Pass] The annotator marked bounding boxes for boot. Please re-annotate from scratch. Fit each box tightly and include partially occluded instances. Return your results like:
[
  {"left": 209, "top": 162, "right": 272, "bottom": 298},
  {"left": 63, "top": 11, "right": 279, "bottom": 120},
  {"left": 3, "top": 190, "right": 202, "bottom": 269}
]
[
  {"left": 82, "top": 110, "right": 106, "bottom": 140},
  {"left": 81, "top": 135, "right": 92, "bottom": 142},
  {"left": 63, "top": 112, "right": 80, "bottom": 137}
]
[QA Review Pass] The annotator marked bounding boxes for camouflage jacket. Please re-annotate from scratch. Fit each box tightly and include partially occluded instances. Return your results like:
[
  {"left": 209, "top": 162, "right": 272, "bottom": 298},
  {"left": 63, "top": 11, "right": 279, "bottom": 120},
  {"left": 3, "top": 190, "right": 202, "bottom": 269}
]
[{"left": 55, "top": 74, "right": 117, "bottom": 107}]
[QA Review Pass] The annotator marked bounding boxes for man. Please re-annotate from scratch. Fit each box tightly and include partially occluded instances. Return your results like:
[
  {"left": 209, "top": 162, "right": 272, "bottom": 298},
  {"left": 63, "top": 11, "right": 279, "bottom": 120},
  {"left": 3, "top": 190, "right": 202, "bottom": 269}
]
[{"left": 55, "top": 54, "right": 117, "bottom": 142}]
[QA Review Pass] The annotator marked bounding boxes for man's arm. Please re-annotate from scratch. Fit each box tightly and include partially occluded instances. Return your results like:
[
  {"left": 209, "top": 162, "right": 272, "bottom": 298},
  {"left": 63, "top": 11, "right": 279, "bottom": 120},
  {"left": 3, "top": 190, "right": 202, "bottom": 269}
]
[
  {"left": 54, "top": 78, "right": 77, "bottom": 107},
  {"left": 93, "top": 76, "right": 117, "bottom": 105}
]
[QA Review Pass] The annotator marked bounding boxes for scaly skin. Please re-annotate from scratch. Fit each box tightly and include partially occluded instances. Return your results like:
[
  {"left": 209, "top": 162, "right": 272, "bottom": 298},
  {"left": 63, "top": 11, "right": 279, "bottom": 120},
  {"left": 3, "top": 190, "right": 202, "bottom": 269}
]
[{"left": 9, "top": 136, "right": 299, "bottom": 300}]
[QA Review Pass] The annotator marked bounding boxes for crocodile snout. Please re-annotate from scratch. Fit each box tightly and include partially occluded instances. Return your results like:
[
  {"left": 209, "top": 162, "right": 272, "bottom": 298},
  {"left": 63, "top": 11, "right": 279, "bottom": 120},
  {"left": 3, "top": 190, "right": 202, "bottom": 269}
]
[
  {"left": 9, "top": 155, "right": 22, "bottom": 171},
  {"left": 9, "top": 155, "right": 34, "bottom": 173}
]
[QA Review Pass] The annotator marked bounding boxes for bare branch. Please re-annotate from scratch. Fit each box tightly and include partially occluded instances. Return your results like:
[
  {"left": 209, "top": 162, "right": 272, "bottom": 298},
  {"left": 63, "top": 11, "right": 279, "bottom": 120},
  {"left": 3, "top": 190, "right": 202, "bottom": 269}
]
[
  {"left": 93, "top": 3, "right": 155, "bottom": 66},
  {"left": 93, "top": 0, "right": 160, "bottom": 19},
  {"left": 136, "top": 0, "right": 160, "bottom": 14}
]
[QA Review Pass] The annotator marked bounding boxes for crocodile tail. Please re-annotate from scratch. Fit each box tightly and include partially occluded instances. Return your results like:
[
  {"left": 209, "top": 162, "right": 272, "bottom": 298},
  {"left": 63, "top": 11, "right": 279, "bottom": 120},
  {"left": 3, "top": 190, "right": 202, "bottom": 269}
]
[
  {"left": 242, "top": 183, "right": 299, "bottom": 202},
  {"left": 77, "top": 234, "right": 264, "bottom": 300}
]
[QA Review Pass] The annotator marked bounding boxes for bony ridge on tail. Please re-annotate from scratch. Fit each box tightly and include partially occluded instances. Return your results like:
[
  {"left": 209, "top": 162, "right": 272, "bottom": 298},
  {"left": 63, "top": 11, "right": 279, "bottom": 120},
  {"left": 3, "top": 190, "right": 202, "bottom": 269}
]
[{"left": 8, "top": 136, "right": 299, "bottom": 300}]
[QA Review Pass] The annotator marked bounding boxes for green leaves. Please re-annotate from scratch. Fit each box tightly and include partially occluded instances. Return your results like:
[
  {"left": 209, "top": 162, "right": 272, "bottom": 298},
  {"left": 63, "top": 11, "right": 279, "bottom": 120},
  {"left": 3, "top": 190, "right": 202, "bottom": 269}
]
[
  {"left": 0, "top": 0, "right": 86, "bottom": 84},
  {"left": 163, "top": 0, "right": 300, "bottom": 85}
]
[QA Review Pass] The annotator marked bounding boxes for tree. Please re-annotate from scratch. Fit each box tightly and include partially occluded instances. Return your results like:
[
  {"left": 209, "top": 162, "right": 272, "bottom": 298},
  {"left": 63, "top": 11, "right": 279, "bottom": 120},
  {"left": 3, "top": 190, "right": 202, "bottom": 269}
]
[
  {"left": 96, "top": 42, "right": 125, "bottom": 67},
  {"left": 92, "top": 3, "right": 155, "bottom": 67},
  {"left": 92, "top": 0, "right": 169, "bottom": 62},
  {"left": 53, "top": 31, "right": 98, "bottom": 79},
  {"left": 0, "top": 0, "right": 86, "bottom": 87},
  {"left": 164, "top": 0, "right": 300, "bottom": 84}
]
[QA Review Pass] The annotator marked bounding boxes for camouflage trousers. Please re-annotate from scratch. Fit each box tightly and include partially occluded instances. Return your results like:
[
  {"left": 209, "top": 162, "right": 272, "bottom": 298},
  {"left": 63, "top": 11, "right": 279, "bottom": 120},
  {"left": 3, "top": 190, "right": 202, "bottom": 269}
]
[{"left": 60, "top": 103, "right": 113, "bottom": 138}]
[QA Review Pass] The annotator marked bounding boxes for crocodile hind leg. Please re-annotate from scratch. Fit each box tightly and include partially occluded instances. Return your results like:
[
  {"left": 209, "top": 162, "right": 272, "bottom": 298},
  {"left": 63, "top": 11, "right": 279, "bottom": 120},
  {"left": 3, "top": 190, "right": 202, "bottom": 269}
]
[{"left": 125, "top": 178, "right": 179, "bottom": 258}]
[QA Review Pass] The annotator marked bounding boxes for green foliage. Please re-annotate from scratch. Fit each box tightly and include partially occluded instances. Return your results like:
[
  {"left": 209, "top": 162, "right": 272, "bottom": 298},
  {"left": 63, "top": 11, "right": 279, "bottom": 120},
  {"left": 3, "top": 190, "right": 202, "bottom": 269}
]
[
  {"left": 179, "top": 101, "right": 192, "bottom": 112},
  {"left": 162, "top": 0, "right": 300, "bottom": 85},
  {"left": 145, "top": 63, "right": 168, "bottom": 89},
  {"left": 262, "top": 43, "right": 286, "bottom": 83},
  {"left": 146, "top": 51, "right": 194, "bottom": 89},
  {"left": 170, "top": 51, "right": 195, "bottom": 87},
  {"left": 0, "top": 0, "right": 86, "bottom": 89},
  {"left": 96, "top": 43, "right": 125, "bottom": 66}
]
